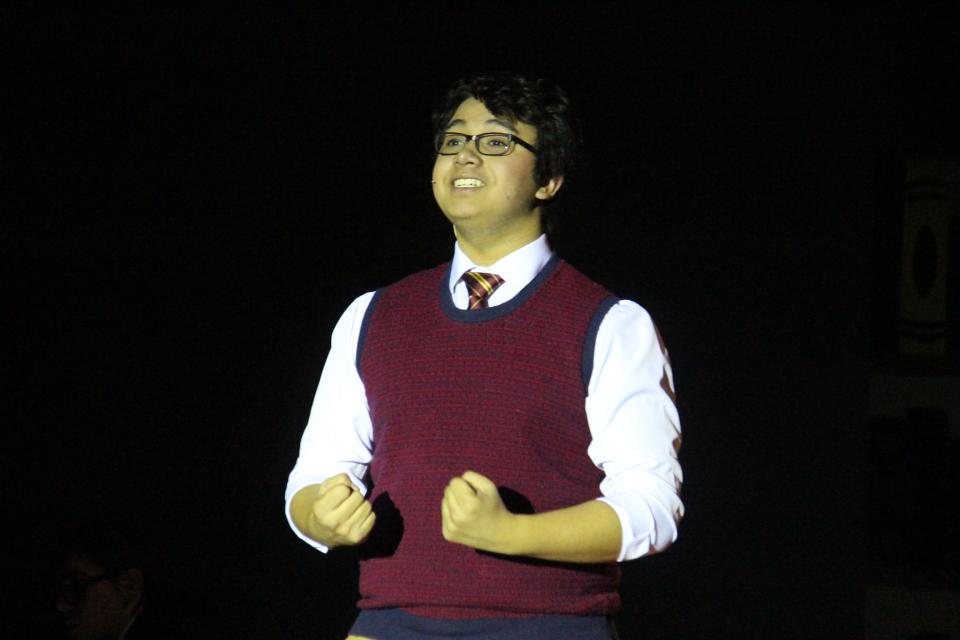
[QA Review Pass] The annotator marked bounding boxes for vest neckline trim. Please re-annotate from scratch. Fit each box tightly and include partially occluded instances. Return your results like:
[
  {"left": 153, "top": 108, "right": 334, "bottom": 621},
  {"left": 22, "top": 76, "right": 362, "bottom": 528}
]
[{"left": 439, "top": 254, "right": 562, "bottom": 323}]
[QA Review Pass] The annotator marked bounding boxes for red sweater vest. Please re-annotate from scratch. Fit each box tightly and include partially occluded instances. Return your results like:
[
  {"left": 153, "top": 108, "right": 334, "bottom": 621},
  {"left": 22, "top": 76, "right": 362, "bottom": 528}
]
[{"left": 356, "top": 257, "right": 621, "bottom": 619}]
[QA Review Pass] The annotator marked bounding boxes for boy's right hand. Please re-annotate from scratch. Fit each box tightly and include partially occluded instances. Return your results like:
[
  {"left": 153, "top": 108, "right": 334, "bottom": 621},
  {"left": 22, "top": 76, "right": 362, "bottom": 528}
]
[{"left": 302, "top": 474, "right": 376, "bottom": 548}]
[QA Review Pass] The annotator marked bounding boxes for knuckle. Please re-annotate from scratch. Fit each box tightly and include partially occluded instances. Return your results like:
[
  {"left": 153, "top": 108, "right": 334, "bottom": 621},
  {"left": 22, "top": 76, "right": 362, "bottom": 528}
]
[
  {"left": 317, "top": 513, "right": 338, "bottom": 530},
  {"left": 325, "top": 473, "right": 347, "bottom": 488}
]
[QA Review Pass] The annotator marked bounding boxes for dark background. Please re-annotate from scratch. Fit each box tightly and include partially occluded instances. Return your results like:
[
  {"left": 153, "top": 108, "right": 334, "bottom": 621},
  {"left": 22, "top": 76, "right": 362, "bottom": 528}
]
[{"left": 5, "top": 5, "right": 959, "bottom": 638}]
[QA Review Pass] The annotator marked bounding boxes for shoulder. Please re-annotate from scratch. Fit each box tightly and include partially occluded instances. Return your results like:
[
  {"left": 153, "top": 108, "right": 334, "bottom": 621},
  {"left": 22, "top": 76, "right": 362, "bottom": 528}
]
[
  {"left": 601, "top": 298, "right": 654, "bottom": 327},
  {"left": 331, "top": 291, "right": 378, "bottom": 342},
  {"left": 594, "top": 299, "right": 671, "bottom": 379},
  {"left": 596, "top": 299, "right": 664, "bottom": 358},
  {"left": 363, "top": 262, "right": 451, "bottom": 317},
  {"left": 331, "top": 260, "right": 449, "bottom": 339}
]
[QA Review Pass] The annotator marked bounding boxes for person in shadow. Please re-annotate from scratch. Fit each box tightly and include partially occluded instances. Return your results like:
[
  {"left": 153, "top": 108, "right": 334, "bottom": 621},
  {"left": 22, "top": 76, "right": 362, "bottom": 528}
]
[{"left": 54, "top": 521, "right": 215, "bottom": 639}]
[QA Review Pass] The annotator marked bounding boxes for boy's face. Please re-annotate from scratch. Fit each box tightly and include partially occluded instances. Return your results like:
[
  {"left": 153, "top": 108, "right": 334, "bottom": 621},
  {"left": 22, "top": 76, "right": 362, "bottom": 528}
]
[{"left": 432, "top": 98, "right": 557, "bottom": 237}]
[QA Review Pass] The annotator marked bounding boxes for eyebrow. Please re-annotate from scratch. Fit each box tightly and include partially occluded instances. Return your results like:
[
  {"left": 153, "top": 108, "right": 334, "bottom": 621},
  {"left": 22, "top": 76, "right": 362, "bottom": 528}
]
[{"left": 444, "top": 117, "right": 520, "bottom": 134}]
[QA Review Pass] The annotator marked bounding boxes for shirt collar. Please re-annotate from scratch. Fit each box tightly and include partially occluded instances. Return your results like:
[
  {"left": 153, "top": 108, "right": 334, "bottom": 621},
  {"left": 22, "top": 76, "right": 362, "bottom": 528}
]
[{"left": 448, "top": 234, "right": 554, "bottom": 306}]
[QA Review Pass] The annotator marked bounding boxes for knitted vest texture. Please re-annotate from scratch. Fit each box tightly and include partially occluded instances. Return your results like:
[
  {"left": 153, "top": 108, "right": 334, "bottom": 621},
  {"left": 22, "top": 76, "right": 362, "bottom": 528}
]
[{"left": 356, "top": 257, "right": 621, "bottom": 619}]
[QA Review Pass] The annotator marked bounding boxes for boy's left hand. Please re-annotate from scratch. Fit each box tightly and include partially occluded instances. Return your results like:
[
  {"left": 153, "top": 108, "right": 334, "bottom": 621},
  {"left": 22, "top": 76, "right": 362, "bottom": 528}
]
[{"left": 441, "top": 470, "right": 517, "bottom": 554}]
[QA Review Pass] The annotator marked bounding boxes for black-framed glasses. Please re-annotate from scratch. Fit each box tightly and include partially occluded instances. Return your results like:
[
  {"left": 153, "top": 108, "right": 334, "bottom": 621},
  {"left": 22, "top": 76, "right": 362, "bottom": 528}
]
[{"left": 435, "top": 132, "right": 537, "bottom": 156}]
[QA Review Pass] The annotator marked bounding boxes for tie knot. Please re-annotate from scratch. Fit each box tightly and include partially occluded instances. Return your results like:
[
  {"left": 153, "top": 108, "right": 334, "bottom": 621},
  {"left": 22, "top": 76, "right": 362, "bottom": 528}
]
[{"left": 462, "top": 271, "right": 505, "bottom": 310}]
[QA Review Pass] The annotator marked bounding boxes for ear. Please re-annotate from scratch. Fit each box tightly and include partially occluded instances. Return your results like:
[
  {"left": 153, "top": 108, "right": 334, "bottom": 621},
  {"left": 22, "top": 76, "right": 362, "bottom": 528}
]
[{"left": 535, "top": 176, "right": 564, "bottom": 202}]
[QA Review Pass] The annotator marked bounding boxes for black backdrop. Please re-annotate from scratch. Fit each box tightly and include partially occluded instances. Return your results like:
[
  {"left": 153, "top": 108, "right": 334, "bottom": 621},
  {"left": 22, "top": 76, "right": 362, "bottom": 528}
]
[{"left": 6, "top": 5, "right": 958, "bottom": 638}]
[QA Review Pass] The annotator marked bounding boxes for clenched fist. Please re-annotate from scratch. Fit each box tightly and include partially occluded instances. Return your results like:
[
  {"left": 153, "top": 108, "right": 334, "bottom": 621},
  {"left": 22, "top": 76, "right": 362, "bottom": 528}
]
[
  {"left": 291, "top": 473, "right": 376, "bottom": 548},
  {"left": 441, "top": 470, "right": 518, "bottom": 554}
]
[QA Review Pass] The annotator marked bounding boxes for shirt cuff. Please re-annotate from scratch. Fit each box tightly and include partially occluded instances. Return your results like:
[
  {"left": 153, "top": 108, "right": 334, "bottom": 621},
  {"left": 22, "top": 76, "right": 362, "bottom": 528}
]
[{"left": 596, "top": 496, "right": 654, "bottom": 562}]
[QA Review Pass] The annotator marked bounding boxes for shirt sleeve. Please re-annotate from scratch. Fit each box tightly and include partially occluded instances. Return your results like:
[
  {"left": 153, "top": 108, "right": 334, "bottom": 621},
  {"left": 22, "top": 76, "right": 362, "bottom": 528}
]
[
  {"left": 284, "top": 292, "right": 376, "bottom": 552},
  {"left": 585, "top": 300, "right": 684, "bottom": 562}
]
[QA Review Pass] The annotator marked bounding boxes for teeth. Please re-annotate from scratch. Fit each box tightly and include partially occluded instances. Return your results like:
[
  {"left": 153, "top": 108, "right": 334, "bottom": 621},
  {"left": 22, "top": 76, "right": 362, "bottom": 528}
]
[{"left": 453, "top": 178, "right": 485, "bottom": 188}]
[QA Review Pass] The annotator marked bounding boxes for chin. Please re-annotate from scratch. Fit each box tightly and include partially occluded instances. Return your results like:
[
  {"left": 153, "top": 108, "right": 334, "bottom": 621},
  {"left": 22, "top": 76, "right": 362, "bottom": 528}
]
[{"left": 440, "top": 208, "right": 482, "bottom": 225}]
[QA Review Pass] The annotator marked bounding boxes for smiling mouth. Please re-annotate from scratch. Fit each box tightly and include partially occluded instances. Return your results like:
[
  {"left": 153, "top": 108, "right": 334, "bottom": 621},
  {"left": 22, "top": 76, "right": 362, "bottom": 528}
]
[{"left": 453, "top": 178, "right": 485, "bottom": 188}]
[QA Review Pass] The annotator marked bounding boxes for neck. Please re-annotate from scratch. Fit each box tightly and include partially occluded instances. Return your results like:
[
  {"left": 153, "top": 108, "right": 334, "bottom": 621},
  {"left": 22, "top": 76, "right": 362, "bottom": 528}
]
[{"left": 453, "top": 214, "right": 543, "bottom": 267}]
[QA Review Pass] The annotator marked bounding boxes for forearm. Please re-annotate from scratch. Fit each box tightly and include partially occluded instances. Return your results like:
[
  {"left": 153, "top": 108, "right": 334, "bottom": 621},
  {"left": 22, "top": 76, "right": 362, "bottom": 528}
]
[{"left": 501, "top": 499, "right": 622, "bottom": 564}]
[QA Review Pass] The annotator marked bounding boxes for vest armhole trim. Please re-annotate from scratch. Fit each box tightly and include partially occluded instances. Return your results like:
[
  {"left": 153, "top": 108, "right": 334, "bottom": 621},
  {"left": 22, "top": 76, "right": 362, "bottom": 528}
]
[
  {"left": 581, "top": 296, "right": 620, "bottom": 392},
  {"left": 356, "top": 289, "right": 385, "bottom": 374}
]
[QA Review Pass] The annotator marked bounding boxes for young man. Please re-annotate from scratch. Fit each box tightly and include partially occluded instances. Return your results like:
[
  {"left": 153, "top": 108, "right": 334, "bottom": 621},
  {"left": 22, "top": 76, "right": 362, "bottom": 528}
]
[{"left": 285, "top": 73, "right": 683, "bottom": 640}]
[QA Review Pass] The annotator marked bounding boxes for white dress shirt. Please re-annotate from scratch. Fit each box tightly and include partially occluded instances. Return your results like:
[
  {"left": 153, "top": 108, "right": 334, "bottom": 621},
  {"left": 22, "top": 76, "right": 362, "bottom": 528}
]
[{"left": 285, "top": 234, "right": 684, "bottom": 562}]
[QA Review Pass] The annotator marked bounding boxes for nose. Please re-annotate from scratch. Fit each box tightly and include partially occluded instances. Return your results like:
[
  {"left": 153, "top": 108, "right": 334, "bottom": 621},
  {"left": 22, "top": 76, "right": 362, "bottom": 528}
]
[{"left": 454, "top": 141, "right": 482, "bottom": 165}]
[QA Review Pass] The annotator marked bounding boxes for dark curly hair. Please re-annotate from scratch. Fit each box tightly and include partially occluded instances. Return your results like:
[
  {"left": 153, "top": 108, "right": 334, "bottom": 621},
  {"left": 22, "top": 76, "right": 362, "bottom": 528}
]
[{"left": 432, "top": 72, "right": 577, "bottom": 192}]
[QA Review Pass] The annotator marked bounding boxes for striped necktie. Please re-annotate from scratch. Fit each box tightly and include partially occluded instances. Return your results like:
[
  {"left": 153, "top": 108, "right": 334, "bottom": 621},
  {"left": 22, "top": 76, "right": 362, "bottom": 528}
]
[{"left": 462, "top": 271, "right": 505, "bottom": 310}]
